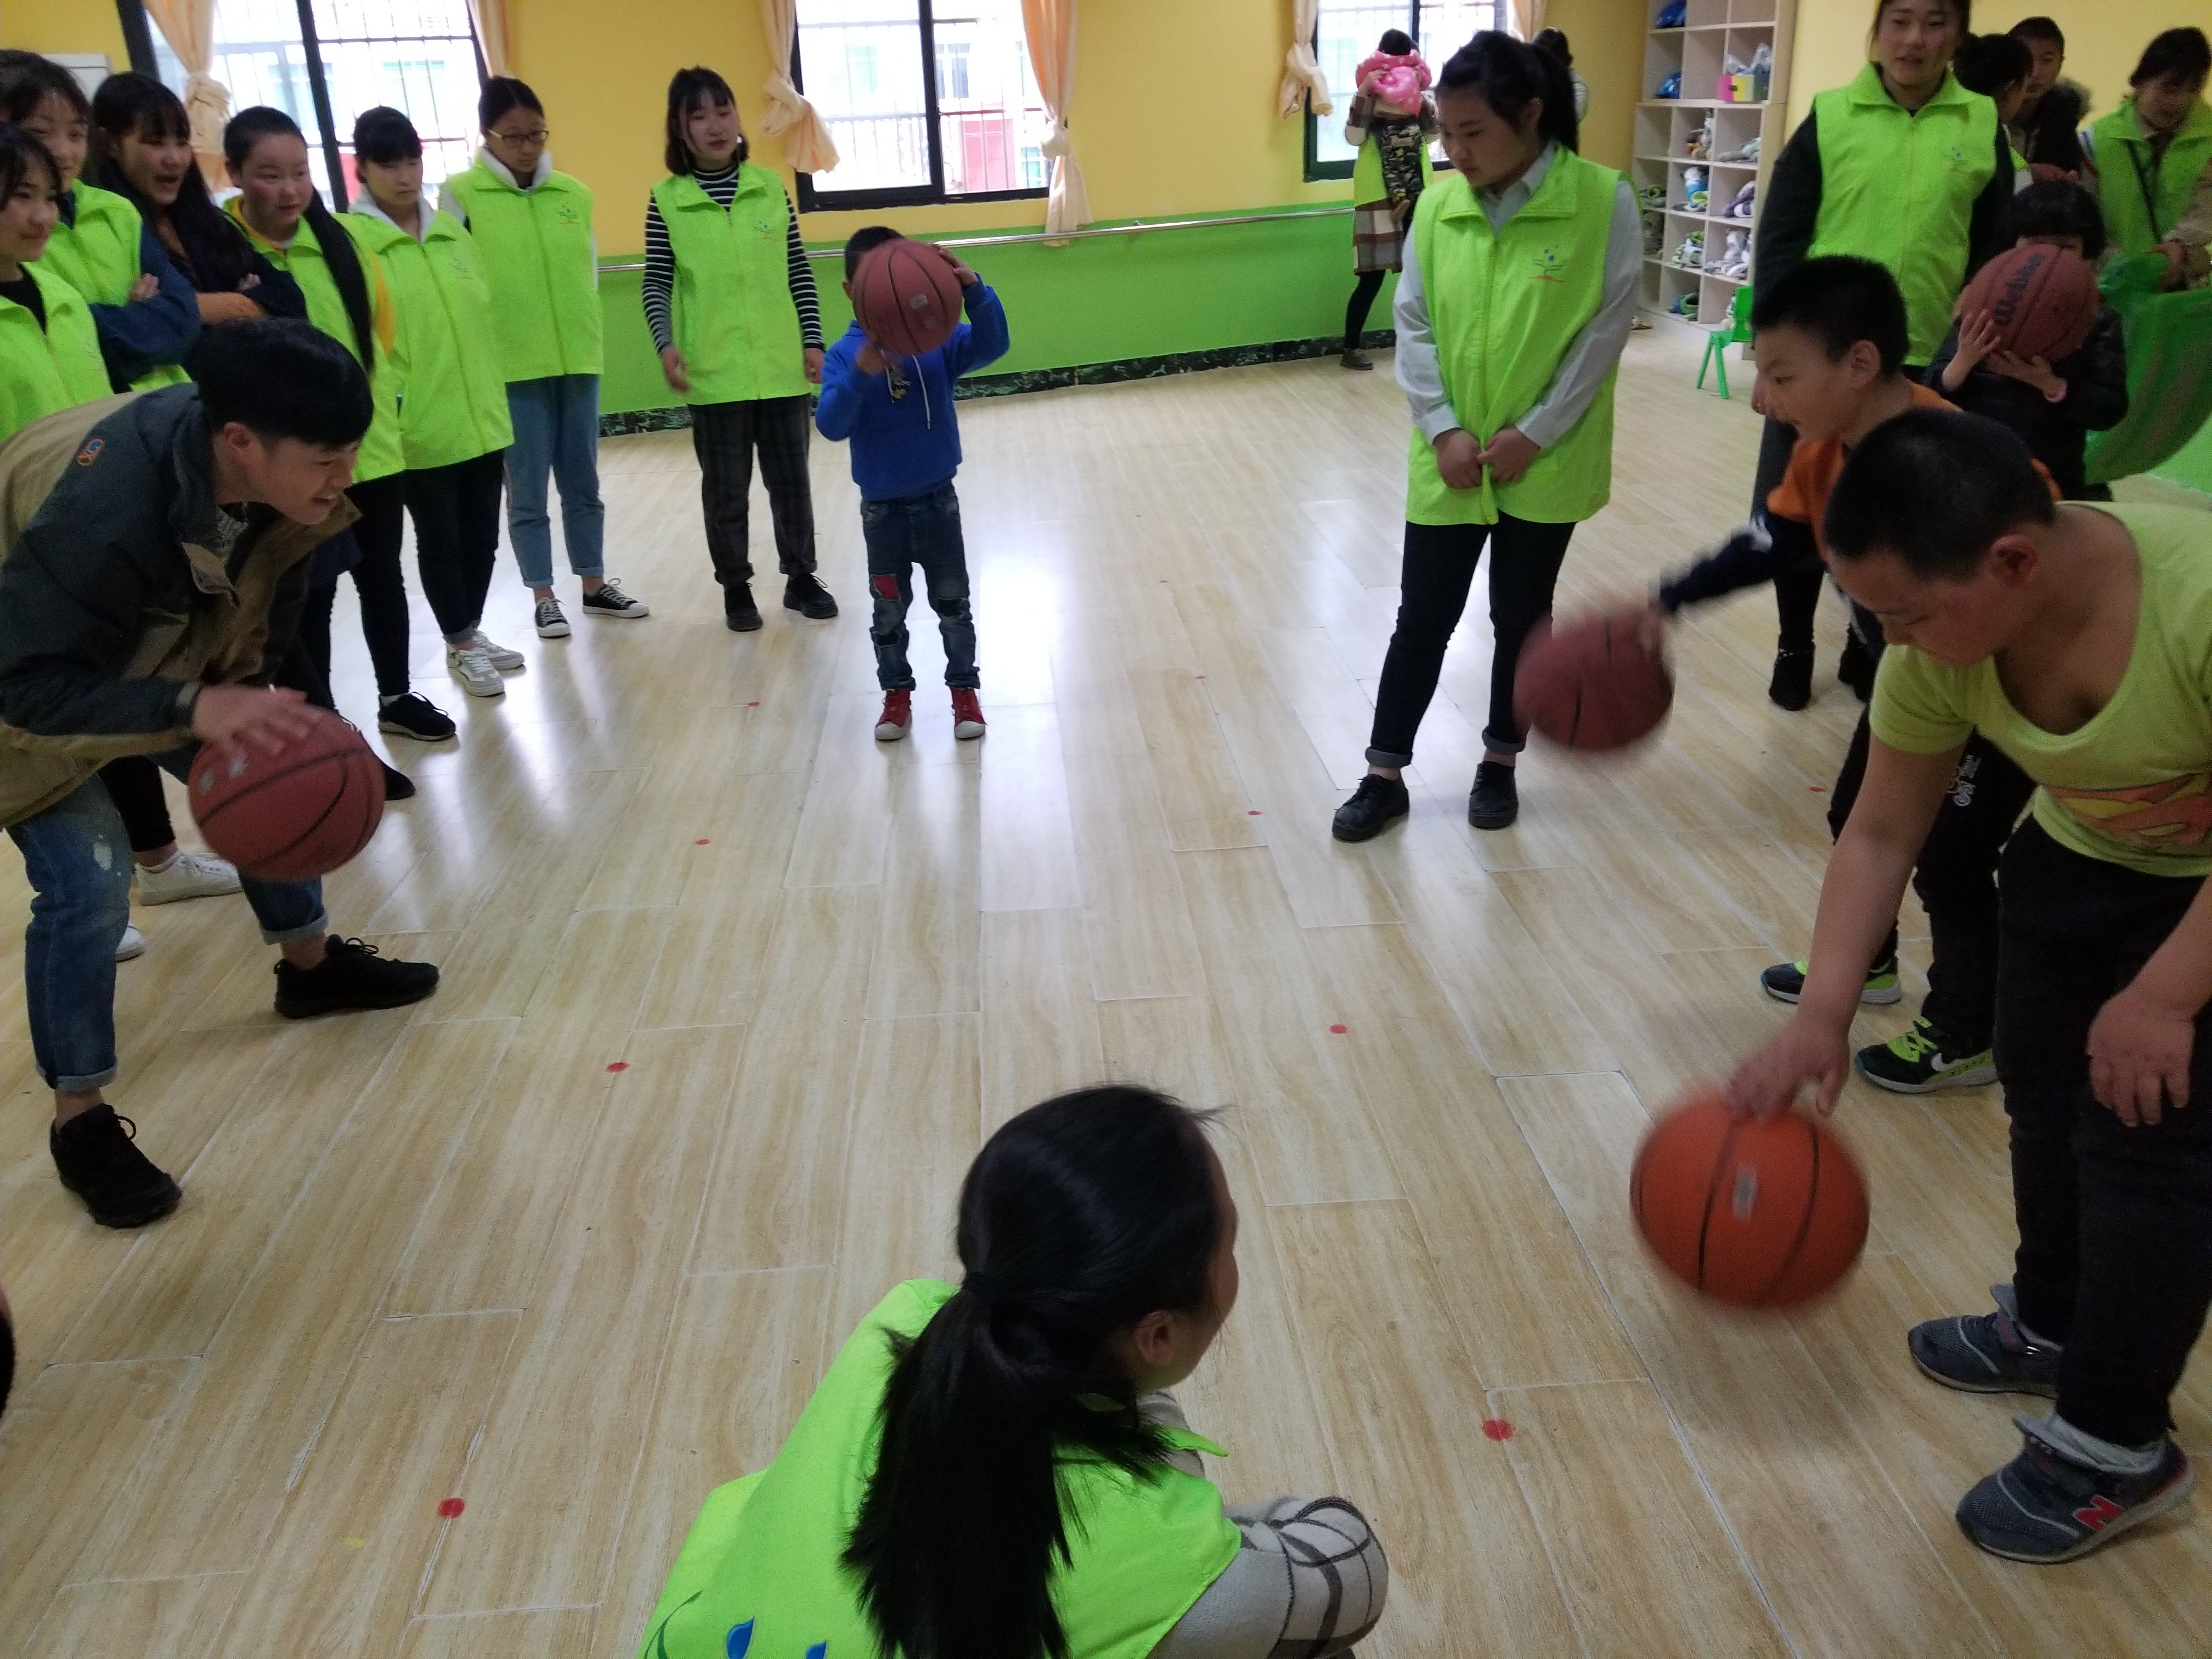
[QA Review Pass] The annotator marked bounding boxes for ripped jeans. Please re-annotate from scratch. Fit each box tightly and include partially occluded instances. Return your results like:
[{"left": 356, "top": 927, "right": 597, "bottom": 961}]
[
  {"left": 6, "top": 753, "right": 326, "bottom": 1091},
  {"left": 861, "top": 482, "right": 979, "bottom": 691}
]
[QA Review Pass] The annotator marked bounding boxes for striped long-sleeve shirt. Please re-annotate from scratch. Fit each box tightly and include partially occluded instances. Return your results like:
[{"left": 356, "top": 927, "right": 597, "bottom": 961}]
[{"left": 642, "top": 165, "right": 822, "bottom": 356}]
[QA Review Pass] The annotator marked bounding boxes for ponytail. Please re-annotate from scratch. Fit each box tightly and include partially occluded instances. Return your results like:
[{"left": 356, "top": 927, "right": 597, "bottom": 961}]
[
  {"left": 1438, "top": 30, "right": 1580, "bottom": 154},
  {"left": 223, "top": 106, "right": 374, "bottom": 378},
  {"left": 844, "top": 1088, "right": 1225, "bottom": 1659}
]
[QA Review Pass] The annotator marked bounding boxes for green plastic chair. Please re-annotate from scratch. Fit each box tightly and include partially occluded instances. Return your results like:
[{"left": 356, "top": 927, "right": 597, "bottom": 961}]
[{"left": 1697, "top": 287, "right": 1753, "bottom": 398}]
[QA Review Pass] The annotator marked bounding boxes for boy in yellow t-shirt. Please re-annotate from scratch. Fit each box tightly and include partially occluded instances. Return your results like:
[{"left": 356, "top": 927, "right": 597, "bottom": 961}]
[{"left": 1730, "top": 407, "right": 2208, "bottom": 1563}]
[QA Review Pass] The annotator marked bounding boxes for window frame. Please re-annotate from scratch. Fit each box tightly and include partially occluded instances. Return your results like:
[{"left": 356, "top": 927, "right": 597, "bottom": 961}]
[
  {"left": 792, "top": 0, "right": 1049, "bottom": 213},
  {"left": 1302, "top": 0, "right": 1504, "bottom": 184}
]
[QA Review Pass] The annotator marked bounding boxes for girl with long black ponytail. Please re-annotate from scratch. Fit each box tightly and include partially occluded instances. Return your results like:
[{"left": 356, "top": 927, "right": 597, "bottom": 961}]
[{"left": 641, "top": 1087, "right": 1387, "bottom": 1659}]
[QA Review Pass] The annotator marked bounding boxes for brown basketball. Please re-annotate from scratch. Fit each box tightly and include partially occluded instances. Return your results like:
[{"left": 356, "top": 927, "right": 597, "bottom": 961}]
[
  {"left": 1957, "top": 243, "right": 2100, "bottom": 363},
  {"left": 1513, "top": 613, "right": 1674, "bottom": 752},
  {"left": 1631, "top": 1092, "right": 1870, "bottom": 1307},
  {"left": 187, "top": 704, "right": 386, "bottom": 880},
  {"left": 851, "top": 237, "right": 963, "bottom": 359}
]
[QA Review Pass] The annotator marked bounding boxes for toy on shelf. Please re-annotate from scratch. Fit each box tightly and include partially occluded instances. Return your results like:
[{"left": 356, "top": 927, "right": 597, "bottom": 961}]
[
  {"left": 1712, "top": 229, "right": 1751, "bottom": 279},
  {"left": 1655, "top": 0, "right": 1688, "bottom": 27},
  {"left": 1638, "top": 180, "right": 1667, "bottom": 210},
  {"left": 1685, "top": 123, "right": 1713, "bottom": 160},
  {"left": 1655, "top": 70, "right": 1682, "bottom": 99},
  {"left": 1672, "top": 230, "right": 1706, "bottom": 270},
  {"left": 1643, "top": 214, "right": 1665, "bottom": 255},
  {"left": 1669, "top": 291, "right": 1701, "bottom": 319},
  {"left": 1722, "top": 180, "right": 1756, "bottom": 219},
  {"left": 1714, "top": 134, "right": 1761, "bottom": 164},
  {"left": 1679, "top": 167, "right": 1709, "bottom": 211}
]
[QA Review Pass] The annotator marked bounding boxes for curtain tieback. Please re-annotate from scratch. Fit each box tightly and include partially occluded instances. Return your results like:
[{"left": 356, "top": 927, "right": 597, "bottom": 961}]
[
  {"left": 183, "top": 72, "right": 230, "bottom": 156},
  {"left": 1042, "top": 120, "right": 1073, "bottom": 159}
]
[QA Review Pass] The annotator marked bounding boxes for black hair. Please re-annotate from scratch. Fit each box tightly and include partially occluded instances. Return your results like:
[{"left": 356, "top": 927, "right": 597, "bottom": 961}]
[
  {"left": 1953, "top": 32, "right": 2030, "bottom": 98},
  {"left": 1376, "top": 28, "right": 1415, "bottom": 55},
  {"left": 0, "top": 122, "right": 60, "bottom": 208},
  {"left": 2131, "top": 27, "right": 2210, "bottom": 89},
  {"left": 1437, "top": 31, "right": 1579, "bottom": 153},
  {"left": 0, "top": 54, "right": 89, "bottom": 126},
  {"left": 2009, "top": 15, "right": 2064, "bottom": 51},
  {"left": 479, "top": 75, "right": 544, "bottom": 133},
  {"left": 1867, "top": 0, "right": 1971, "bottom": 45},
  {"left": 2005, "top": 177, "right": 2106, "bottom": 259},
  {"left": 1825, "top": 408, "right": 2056, "bottom": 578},
  {"left": 351, "top": 105, "right": 421, "bottom": 166},
  {"left": 664, "top": 66, "right": 744, "bottom": 176},
  {"left": 843, "top": 223, "right": 903, "bottom": 281},
  {"left": 88, "top": 73, "right": 263, "bottom": 294},
  {"left": 1532, "top": 27, "right": 1574, "bottom": 66},
  {"left": 845, "top": 1087, "right": 1226, "bottom": 1659},
  {"left": 223, "top": 108, "right": 375, "bottom": 380},
  {"left": 1751, "top": 254, "right": 1910, "bottom": 375},
  {"left": 190, "top": 317, "right": 374, "bottom": 448}
]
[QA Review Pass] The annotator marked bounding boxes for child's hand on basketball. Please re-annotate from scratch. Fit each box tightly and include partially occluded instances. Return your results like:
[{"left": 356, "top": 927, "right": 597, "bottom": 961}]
[
  {"left": 1988, "top": 351, "right": 2063, "bottom": 400},
  {"left": 854, "top": 338, "right": 889, "bottom": 376},
  {"left": 804, "top": 346, "right": 825, "bottom": 385},
  {"left": 1950, "top": 308, "right": 2004, "bottom": 380},
  {"left": 659, "top": 346, "right": 692, "bottom": 394},
  {"left": 1434, "top": 428, "right": 1484, "bottom": 490},
  {"left": 934, "top": 245, "right": 979, "bottom": 287},
  {"left": 2087, "top": 983, "right": 2195, "bottom": 1127},
  {"left": 190, "top": 684, "right": 319, "bottom": 757},
  {"left": 1725, "top": 1014, "right": 1852, "bottom": 1120},
  {"left": 1478, "top": 426, "right": 1539, "bottom": 484}
]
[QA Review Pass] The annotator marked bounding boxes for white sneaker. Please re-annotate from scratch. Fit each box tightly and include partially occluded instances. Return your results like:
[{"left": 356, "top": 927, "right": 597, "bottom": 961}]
[
  {"left": 115, "top": 923, "right": 146, "bottom": 962},
  {"left": 534, "top": 597, "right": 571, "bottom": 639},
  {"left": 447, "top": 642, "right": 506, "bottom": 698},
  {"left": 467, "top": 630, "right": 526, "bottom": 672},
  {"left": 134, "top": 848, "right": 242, "bottom": 904}
]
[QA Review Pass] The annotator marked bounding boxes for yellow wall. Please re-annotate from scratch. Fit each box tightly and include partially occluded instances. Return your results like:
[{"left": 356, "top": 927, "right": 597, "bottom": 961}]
[
  {"left": 0, "top": 0, "right": 128, "bottom": 65},
  {"left": 1785, "top": 0, "right": 2209, "bottom": 128}
]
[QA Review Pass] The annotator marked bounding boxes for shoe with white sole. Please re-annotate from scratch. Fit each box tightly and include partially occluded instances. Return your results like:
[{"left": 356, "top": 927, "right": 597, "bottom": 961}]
[
  {"left": 466, "top": 631, "right": 526, "bottom": 672},
  {"left": 115, "top": 923, "right": 146, "bottom": 962},
  {"left": 580, "top": 580, "right": 650, "bottom": 620},
  {"left": 534, "top": 597, "right": 571, "bottom": 638},
  {"left": 134, "top": 849, "right": 240, "bottom": 904},
  {"left": 951, "top": 687, "right": 986, "bottom": 740},
  {"left": 447, "top": 642, "right": 505, "bottom": 698},
  {"left": 876, "top": 689, "right": 912, "bottom": 741}
]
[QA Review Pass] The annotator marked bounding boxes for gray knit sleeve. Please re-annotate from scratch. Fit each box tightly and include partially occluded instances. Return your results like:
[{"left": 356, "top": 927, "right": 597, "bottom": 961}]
[{"left": 1152, "top": 1496, "right": 1389, "bottom": 1659}]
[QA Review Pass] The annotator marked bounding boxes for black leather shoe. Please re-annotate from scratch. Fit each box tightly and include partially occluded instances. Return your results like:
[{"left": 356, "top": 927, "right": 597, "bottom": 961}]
[
  {"left": 725, "top": 586, "right": 763, "bottom": 632},
  {"left": 1467, "top": 761, "right": 1519, "bottom": 830},
  {"left": 1769, "top": 647, "right": 1814, "bottom": 711},
  {"left": 379, "top": 760, "right": 416, "bottom": 801},
  {"left": 51, "top": 1106, "right": 181, "bottom": 1228},
  {"left": 1331, "top": 774, "right": 1409, "bottom": 842},
  {"left": 274, "top": 936, "right": 440, "bottom": 1019},
  {"left": 783, "top": 572, "right": 839, "bottom": 620},
  {"left": 1838, "top": 631, "right": 1877, "bottom": 702}
]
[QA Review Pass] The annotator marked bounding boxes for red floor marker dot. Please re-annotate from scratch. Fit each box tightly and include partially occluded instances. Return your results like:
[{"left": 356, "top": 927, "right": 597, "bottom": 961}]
[
  {"left": 1248, "top": 809, "right": 1262, "bottom": 816},
  {"left": 1329, "top": 1024, "right": 1348, "bottom": 1034},
  {"left": 1480, "top": 1419, "right": 1514, "bottom": 1441},
  {"left": 437, "top": 1497, "right": 465, "bottom": 1517},
  {"left": 694, "top": 838, "right": 710, "bottom": 845},
  {"left": 1810, "top": 786, "right": 1826, "bottom": 793},
  {"left": 747, "top": 701, "right": 760, "bottom": 708},
  {"left": 606, "top": 1062, "right": 629, "bottom": 1073}
]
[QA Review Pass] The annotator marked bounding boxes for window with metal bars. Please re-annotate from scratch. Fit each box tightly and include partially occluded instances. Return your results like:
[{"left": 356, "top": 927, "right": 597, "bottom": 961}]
[{"left": 1302, "top": 0, "right": 1506, "bottom": 182}]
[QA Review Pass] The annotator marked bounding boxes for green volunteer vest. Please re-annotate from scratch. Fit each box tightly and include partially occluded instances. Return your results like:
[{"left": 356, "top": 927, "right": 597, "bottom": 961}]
[
  {"left": 1353, "top": 127, "right": 1435, "bottom": 206},
  {"left": 1405, "top": 149, "right": 1621, "bottom": 527},
  {"left": 1808, "top": 65, "right": 2000, "bottom": 363},
  {"left": 648, "top": 165, "right": 814, "bottom": 406},
  {"left": 229, "top": 202, "right": 404, "bottom": 482},
  {"left": 44, "top": 182, "right": 188, "bottom": 392},
  {"left": 443, "top": 159, "right": 603, "bottom": 380},
  {"left": 2089, "top": 98, "right": 2212, "bottom": 257},
  {"left": 637, "top": 1280, "right": 1242, "bottom": 1659},
  {"left": 0, "top": 264, "right": 111, "bottom": 443},
  {"left": 341, "top": 207, "right": 512, "bottom": 470}
]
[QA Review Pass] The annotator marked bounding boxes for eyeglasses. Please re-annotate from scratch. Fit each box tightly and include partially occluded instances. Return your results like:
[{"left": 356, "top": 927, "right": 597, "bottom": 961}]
[{"left": 491, "top": 127, "right": 549, "bottom": 145}]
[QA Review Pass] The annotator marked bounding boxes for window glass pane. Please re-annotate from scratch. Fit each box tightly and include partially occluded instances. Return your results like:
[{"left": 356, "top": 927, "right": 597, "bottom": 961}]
[
  {"left": 311, "top": 0, "right": 483, "bottom": 197},
  {"left": 1311, "top": 1, "right": 1505, "bottom": 171},
  {"left": 159, "top": 0, "right": 345, "bottom": 202},
  {"left": 797, "top": 0, "right": 932, "bottom": 195},
  {"left": 929, "top": 0, "right": 1048, "bottom": 198}
]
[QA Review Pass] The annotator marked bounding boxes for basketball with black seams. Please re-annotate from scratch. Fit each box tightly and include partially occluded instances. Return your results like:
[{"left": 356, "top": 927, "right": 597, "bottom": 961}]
[
  {"left": 851, "top": 238, "right": 963, "bottom": 359},
  {"left": 1957, "top": 243, "right": 2100, "bottom": 364},
  {"left": 1514, "top": 613, "right": 1674, "bottom": 752},
  {"left": 187, "top": 704, "right": 386, "bottom": 880}
]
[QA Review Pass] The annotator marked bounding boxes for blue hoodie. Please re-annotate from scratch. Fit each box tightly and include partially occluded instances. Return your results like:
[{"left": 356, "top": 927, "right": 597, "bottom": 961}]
[{"left": 815, "top": 279, "right": 1009, "bottom": 502}]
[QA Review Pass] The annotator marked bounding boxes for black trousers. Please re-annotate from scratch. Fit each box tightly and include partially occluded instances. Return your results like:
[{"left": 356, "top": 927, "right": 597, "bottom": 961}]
[
  {"left": 406, "top": 448, "right": 507, "bottom": 641},
  {"left": 1345, "top": 269, "right": 1387, "bottom": 349},
  {"left": 1750, "top": 414, "right": 1827, "bottom": 654},
  {"left": 95, "top": 757, "right": 175, "bottom": 854},
  {"left": 1367, "top": 515, "right": 1578, "bottom": 764},
  {"left": 1827, "top": 710, "right": 2034, "bottom": 1047},
  {"left": 300, "top": 473, "right": 411, "bottom": 701},
  {"left": 690, "top": 395, "right": 816, "bottom": 597},
  {"left": 1996, "top": 819, "right": 2212, "bottom": 1447}
]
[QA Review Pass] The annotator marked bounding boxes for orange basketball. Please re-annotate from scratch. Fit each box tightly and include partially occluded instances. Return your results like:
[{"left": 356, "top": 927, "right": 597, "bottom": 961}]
[
  {"left": 1957, "top": 243, "right": 2100, "bottom": 363},
  {"left": 187, "top": 704, "right": 386, "bottom": 881},
  {"left": 851, "top": 237, "right": 963, "bottom": 359},
  {"left": 1514, "top": 613, "right": 1674, "bottom": 752},
  {"left": 1630, "top": 1092, "right": 1869, "bottom": 1306}
]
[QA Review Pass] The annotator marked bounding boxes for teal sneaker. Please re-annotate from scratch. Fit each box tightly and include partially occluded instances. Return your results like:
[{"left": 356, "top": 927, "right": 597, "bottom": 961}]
[
  {"left": 1758, "top": 954, "right": 1901, "bottom": 1007},
  {"left": 1857, "top": 1016, "right": 1997, "bottom": 1093}
]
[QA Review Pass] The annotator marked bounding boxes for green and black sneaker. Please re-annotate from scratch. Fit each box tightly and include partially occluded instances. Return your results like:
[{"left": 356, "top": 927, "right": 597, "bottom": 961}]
[
  {"left": 1758, "top": 953, "right": 1901, "bottom": 1007},
  {"left": 1856, "top": 1016, "right": 1997, "bottom": 1093}
]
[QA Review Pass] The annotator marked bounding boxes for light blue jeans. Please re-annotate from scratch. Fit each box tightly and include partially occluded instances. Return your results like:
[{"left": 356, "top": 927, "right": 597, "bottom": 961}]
[
  {"left": 505, "top": 374, "right": 606, "bottom": 588},
  {"left": 6, "top": 754, "right": 326, "bottom": 1091}
]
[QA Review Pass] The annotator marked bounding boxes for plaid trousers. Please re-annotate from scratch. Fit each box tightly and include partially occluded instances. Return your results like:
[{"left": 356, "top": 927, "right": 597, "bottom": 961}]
[{"left": 689, "top": 394, "right": 817, "bottom": 591}]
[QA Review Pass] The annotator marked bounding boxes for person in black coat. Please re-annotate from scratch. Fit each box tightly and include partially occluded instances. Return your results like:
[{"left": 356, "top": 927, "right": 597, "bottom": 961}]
[{"left": 2007, "top": 17, "right": 2092, "bottom": 174}]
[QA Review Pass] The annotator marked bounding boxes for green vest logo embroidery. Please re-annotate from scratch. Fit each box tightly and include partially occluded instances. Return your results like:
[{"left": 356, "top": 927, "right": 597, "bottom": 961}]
[
  {"left": 556, "top": 204, "right": 580, "bottom": 223},
  {"left": 1944, "top": 142, "right": 1972, "bottom": 173},
  {"left": 754, "top": 219, "right": 776, "bottom": 238},
  {"left": 1531, "top": 246, "right": 1568, "bottom": 284}
]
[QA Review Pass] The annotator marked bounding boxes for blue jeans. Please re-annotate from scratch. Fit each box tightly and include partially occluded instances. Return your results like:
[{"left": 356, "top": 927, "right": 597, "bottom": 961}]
[
  {"left": 862, "top": 482, "right": 978, "bottom": 691},
  {"left": 5, "top": 753, "right": 326, "bottom": 1091},
  {"left": 505, "top": 374, "right": 605, "bottom": 588}
]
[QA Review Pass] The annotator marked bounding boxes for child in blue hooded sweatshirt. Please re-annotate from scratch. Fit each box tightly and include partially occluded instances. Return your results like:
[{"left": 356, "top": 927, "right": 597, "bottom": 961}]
[{"left": 816, "top": 227, "right": 1009, "bottom": 742}]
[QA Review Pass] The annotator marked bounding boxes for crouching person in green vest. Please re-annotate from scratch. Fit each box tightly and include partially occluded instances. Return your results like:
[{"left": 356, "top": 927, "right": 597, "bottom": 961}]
[
  {"left": 1333, "top": 32, "right": 1638, "bottom": 844},
  {"left": 645, "top": 67, "right": 837, "bottom": 633},
  {"left": 639, "top": 1087, "right": 1389, "bottom": 1659}
]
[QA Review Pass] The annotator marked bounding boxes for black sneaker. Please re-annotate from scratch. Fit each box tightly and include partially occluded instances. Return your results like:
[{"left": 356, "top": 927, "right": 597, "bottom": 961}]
[
  {"left": 1769, "top": 647, "right": 1814, "bottom": 711},
  {"left": 784, "top": 572, "right": 838, "bottom": 619},
  {"left": 273, "top": 935, "right": 440, "bottom": 1019},
  {"left": 379, "top": 760, "right": 416, "bottom": 802},
  {"left": 1956, "top": 1418, "right": 2193, "bottom": 1562},
  {"left": 1838, "top": 631, "right": 1878, "bottom": 702},
  {"left": 1467, "top": 761, "right": 1519, "bottom": 830},
  {"left": 725, "top": 586, "right": 763, "bottom": 632},
  {"left": 1857, "top": 1016, "right": 1997, "bottom": 1093},
  {"left": 50, "top": 1105, "right": 182, "bottom": 1228},
  {"left": 377, "top": 692, "right": 456, "bottom": 742},
  {"left": 1909, "top": 1285, "right": 2061, "bottom": 1397},
  {"left": 1758, "top": 953, "right": 1903, "bottom": 1006},
  {"left": 1331, "top": 774, "right": 1409, "bottom": 842},
  {"left": 580, "top": 579, "right": 650, "bottom": 620}
]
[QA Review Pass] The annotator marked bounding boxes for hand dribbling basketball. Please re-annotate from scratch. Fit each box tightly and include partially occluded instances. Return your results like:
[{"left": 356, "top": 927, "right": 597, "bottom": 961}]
[
  {"left": 1725, "top": 1013, "right": 1852, "bottom": 1121},
  {"left": 189, "top": 683, "right": 319, "bottom": 758}
]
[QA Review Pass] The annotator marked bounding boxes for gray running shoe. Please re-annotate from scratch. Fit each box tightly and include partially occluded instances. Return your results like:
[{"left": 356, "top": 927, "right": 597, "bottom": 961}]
[
  {"left": 1909, "top": 1284, "right": 2061, "bottom": 1397},
  {"left": 1957, "top": 1418, "right": 2192, "bottom": 1563}
]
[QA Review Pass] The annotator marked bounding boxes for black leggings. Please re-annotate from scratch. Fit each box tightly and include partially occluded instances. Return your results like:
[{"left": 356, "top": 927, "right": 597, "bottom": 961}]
[
  {"left": 1345, "top": 269, "right": 1387, "bottom": 349},
  {"left": 1367, "top": 515, "right": 1578, "bottom": 764},
  {"left": 407, "top": 448, "right": 508, "bottom": 641},
  {"left": 298, "top": 473, "right": 412, "bottom": 702},
  {"left": 1750, "top": 415, "right": 1826, "bottom": 654},
  {"left": 95, "top": 757, "right": 176, "bottom": 854},
  {"left": 1997, "top": 819, "right": 2212, "bottom": 1447}
]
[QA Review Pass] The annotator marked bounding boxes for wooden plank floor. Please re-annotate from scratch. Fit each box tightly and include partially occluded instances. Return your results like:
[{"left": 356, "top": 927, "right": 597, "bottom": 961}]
[{"left": 5, "top": 332, "right": 2208, "bottom": 1657}]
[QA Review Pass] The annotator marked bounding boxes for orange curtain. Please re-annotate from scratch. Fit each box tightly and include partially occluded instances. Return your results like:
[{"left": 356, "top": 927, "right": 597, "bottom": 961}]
[
  {"left": 758, "top": 0, "right": 840, "bottom": 174},
  {"left": 464, "top": 0, "right": 511, "bottom": 76},
  {"left": 1021, "top": 0, "right": 1090, "bottom": 234},
  {"left": 1279, "top": 0, "right": 1330, "bottom": 119},
  {"left": 140, "top": 0, "right": 229, "bottom": 182}
]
